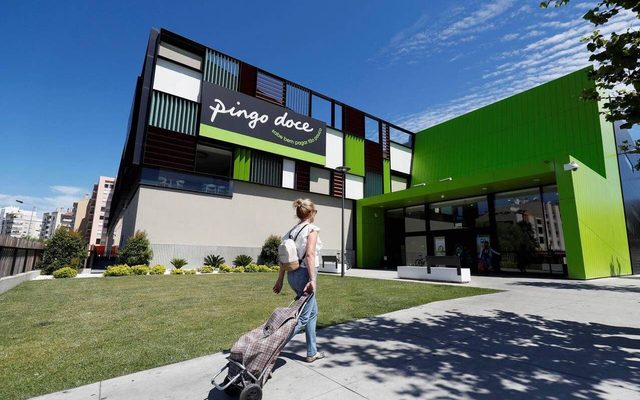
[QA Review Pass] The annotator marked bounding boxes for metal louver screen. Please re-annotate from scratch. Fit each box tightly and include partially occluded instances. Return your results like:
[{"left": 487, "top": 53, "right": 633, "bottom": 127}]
[
  {"left": 286, "top": 83, "right": 310, "bottom": 115},
  {"left": 149, "top": 91, "right": 198, "bottom": 135},
  {"left": 250, "top": 151, "right": 283, "bottom": 187},
  {"left": 365, "top": 172, "right": 383, "bottom": 197},
  {"left": 256, "top": 71, "right": 285, "bottom": 106},
  {"left": 204, "top": 49, "right": 240, "bottom": 91},
  {"left": 381, "top": 123, "right": 391, "bottom": 160}
]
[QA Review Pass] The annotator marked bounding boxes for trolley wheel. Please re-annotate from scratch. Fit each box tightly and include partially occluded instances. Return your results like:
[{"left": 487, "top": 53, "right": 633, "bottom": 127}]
[{"left": 239, "top": 383, "right": 262, "bottom": 400}]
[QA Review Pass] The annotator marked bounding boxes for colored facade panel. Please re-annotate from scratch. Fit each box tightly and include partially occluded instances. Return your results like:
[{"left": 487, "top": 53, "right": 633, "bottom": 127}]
[
  {"left": 344, "top": 134, "right": 365, "bottom": 176},
  {"left": 383, "top": 159, "right": 391, "bottom": 194},
  {"left": 233, "top": 148, "right": 251, "bottom": 181},
  {"left": 357, "top": 68, "right": 631, "bottom": 279},
  {"left": 153, "top": 58, "right": 202, "bottom": 102}
]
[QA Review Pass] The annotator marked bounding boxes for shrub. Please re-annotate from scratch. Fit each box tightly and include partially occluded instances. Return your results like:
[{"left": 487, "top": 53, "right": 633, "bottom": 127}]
[
  {"left": 118, "top": 230, "right": 153, "bottom": 266},
  {"left": 199, "top": 265, "right": 214, "bottom": 273},
  {"left": 170, "top": 268, "right": 185, "bottom": 275},
  {"left": 219, "top": 264, "right": 233, "bottom": 273},
  {"left": 103, "top": 265, "right": 133, "bottom": 277},
  {"left": 245, "top": 263, "right": 260, "bottom": 272},
  {"left": 231, "top": 266, "right": 245, "bottom": 273},
  {"left": 170, "top": 258, "right": 188, "bottom": 269},
  {"left": 53, "top": 267, "right": 78, "bottom": 279},
  {"left": 234, "top": 254, "right": 252, "bottom": 267},
  {"left": 149, "top": 265, "right": 166, "bottom": 275},
  {"left": 258, "top": 265, "right": 273, "bottom": 273},
  {"left": 183, "top": 269, "right": 196, "bottom": 275},
  {"left": 270, "top": 266, "right": 280, "bottom": 272},
  {"left": 41, "top": 228, "right": 86, "bottom": 274},
  {"left": 131, "top": 265, "right": 150, "bottom": 275},
  {"left": 258, "top": 235, "right": 281, "bottom": 266},
  {"left": 204, "top": 254, "right": 225, "bottom": 268}
]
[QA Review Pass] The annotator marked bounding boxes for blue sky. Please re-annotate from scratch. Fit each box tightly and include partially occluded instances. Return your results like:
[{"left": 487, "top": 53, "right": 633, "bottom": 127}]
[{"left": 0, "top": 0, "right": 638, "bottom": 214}]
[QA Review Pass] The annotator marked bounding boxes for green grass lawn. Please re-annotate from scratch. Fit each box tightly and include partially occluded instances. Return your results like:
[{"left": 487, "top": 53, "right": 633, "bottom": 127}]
[{"left": 0, "top": 273, "right": 496, "bottom": 399}]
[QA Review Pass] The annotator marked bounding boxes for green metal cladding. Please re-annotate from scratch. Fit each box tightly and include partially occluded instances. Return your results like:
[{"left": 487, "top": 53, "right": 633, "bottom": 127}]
[
  {"left": 344, "top": 134, "right": 365, "bottom": 176},
  {"left": 233, "top": 148, "right": 251, "bottom": 181},
  {"left": 357, "top": 68, "right": 631, "bottom": 279},
  {"left": 383, "top": 159, "right": 391, "bottom": 194}
]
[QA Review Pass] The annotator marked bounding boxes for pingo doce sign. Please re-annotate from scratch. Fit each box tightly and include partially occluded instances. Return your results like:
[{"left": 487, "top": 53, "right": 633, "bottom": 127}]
[{"left": 200, "top": 82, "right": 326, "bottom": 156}]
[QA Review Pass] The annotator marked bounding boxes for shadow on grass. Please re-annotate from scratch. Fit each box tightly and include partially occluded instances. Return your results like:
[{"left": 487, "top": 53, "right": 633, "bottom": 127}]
[
  {"left": 509, "top": 280, "right": 640, "bottom": 294},
  {"left": 271, "top": 310, "right": 640, "bottom": 399}
]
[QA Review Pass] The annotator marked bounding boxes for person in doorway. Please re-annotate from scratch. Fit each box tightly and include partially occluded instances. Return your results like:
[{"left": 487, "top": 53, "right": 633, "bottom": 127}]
[
  {"left": 479, "top": 241, "right": 500, "bottom": 273},
  {"left": 273, "top": 198, "right": 325, "bottom": 363}
]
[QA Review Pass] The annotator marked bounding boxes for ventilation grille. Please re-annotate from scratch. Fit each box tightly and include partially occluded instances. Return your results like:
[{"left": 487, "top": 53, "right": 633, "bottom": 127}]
[
  {"left": 256, "top": 71, "right": 285, "bottom": 106},
  {"left": 149, "top": 91, "right": 198, "bottom": 135},
  {"left": 295, "top": 162, "right": 310, "bottom": 191},
  {"left": 381, "top": 123, "right": 391, "bottom": 160},
  {"left": 286, "top": 83, "right": 310, "bottom": 115},
  {"left": 204, "top": 49, "right": 239, "bottom": 91},
  {"left": 144, "top": 127, "right": 196, "bottom": 171},
  {"left": 332, "top": 170, "right": 344, "bottom": 198}
]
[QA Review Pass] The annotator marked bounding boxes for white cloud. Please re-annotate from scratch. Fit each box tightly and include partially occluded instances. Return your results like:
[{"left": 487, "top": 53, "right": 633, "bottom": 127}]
[
  {"left": 0, "top": 185, "right": 90, "bottom": 216},
  {"left": 397, "top": 6, "right": 640, "bottom": 131}
]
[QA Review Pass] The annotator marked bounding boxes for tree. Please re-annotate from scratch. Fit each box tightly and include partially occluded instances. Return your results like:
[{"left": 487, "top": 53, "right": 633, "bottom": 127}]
[
  {"left": 40, "top": 228, "right": 87, "bottom": 274},
  {"left": 118, "top": 230, "right": 153, "bottom": 266},
  {"left": 258, "top": 234, "right": 282, "bottom": 266},
  {"left": 539, "top": 1, "right": 639, "bottom": 129}
]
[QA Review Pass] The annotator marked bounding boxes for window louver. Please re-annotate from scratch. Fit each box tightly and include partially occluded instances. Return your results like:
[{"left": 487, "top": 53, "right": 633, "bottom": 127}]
[
  {"left": 149, "top": 90, "right": 198, "bottom": 135},
  {"left": 256, "top": 71, "right": 285, "bottom": 106},
  {"left": 204, "top": 49, "right": 239, "bottom": 91},
  {"left": 250, "top": 151, "right": 283, "bottom": 187},
  {"left": 286, "top": 83, "right": 310, "bottom": 115}
]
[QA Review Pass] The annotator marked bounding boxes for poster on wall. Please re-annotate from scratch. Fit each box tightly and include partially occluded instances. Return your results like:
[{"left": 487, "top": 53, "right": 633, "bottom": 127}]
[
  {"left": 199, "top": 81, "right": 326, "bottom": 165},
  {"left": 434, "top": 236, "right": 446, "bottom": 256}
]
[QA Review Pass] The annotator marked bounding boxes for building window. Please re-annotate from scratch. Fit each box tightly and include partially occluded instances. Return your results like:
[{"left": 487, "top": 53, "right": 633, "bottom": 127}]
[
  {"left": 365, "top": 117, "right": 380, "bottom": 143},
  {"left": 96, "top": 238, "right": 101, "bottom": 244},
  {"left": 333, "top": 104, "right": 343, "bottom": 130},
  {"left": 390, "top": 126, "right": 412, "bottom": 148},
  {"left": 101, "top": 207, "right": 106, "bottom": 212},
  {"left": 195, "top": 144, "right": 232, "bottom": 178},
  {"left": 311, "top": 95, "right": 331, "bottom": 126},
  {"left": 391, "top": 175, "right": 408, "bottom": 192},
  {"left": 286, "top": 84, "right": 310, "bottom": 115},
  {"left": 405, "top": 205, "right": 426, "bottom": 233},
  {"left": 309, "top": 167, "right": 330, "bottom": 195},
  {"left": 140, "top": 167, "right": 233, "bottom": 197}
]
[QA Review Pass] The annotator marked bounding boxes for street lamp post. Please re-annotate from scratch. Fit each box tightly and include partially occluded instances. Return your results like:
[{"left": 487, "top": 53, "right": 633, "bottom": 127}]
[
  {"left": 335, "top": 166, "right": 351, "bottom": 278},
  {"left": 15, "top": 200, "right": 35, "bottom": 239}
]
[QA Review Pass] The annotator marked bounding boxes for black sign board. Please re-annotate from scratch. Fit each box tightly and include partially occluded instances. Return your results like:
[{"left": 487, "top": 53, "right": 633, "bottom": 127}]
[{"left": 199, "top": 82, "right": 326, "bottom": 163}]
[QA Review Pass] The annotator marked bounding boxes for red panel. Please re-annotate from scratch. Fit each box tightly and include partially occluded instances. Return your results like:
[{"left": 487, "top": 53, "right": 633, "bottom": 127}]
[
  {"left": 343, "top": 106, "right": 365, "bottom": 137},
  {"left": 365, "top": 140, "right": 383, "bottom": 173},
  {"left": 239, "top": 63, "right": 257, "bottom": 96},
  {"left": 143, "top": 127, "right": 196, "bottom": 171},
  {"left": 295, "top": 162, "right": 310, "bottom": 191}
]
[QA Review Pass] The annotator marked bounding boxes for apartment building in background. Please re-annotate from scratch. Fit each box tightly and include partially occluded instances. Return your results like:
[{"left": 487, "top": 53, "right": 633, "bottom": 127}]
[
  {"left": 84, "top": 176, "right": 121, "bottom": 247},
  {"left": 40, "top": 208, "right": 74, "bottom": 239},
  {"left": 0, "top": 207, "right": 43, "bottom": 238}
]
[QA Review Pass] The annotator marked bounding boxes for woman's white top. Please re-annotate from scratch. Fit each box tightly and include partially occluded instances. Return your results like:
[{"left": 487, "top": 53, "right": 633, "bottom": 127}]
[{"left": 283, "top": 223, "right": 323, "bottom": 268}]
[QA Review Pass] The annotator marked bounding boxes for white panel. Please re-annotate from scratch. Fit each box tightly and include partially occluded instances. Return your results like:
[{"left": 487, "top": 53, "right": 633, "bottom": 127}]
[
  {"left": 153, "top": 58, "right": 202, "bottom": 102},
  {"left": 158, "top": 42, "right": 202, "bottom": 70},
  {"left": 282, "top": 159, "right": 295, "bottom": 189},
  {"left": 391, "top": 176, "right": 408, "bottom": 192},
  {"left": 390, "top": 142, "right": 412, "bottom": 174},
  {"left": 345, "top": 174, "right": 364, "bottom": 200},
  {"left": 325, "top": 128, "right": 344, "bottom": 169},
  {"left": 309, "top": 167, "right": 330, "bottom": 195}
]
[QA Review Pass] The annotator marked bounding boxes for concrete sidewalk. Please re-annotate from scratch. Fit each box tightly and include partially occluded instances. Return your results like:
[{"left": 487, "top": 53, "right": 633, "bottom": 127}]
[{"left": 33, "top": 273, "right": 640, "bottom": 399}]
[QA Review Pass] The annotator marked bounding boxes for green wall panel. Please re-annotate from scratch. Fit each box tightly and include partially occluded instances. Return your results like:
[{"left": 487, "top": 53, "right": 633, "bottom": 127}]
[
  {"left": 233, "top": 148, "right": 251, "bottom": 181},
  {"left": 356, "top": 68, "right": 631, "bottom": 278},
  {"left": 344, "top": 134, "right": 365, "bottom": 176},
  {"left": 383, "top": 159, "right": 391, "bottom": 194}
]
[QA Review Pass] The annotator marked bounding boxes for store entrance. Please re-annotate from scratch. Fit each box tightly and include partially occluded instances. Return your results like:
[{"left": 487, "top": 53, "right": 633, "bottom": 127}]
[{"left": 429, "top": 229, "right": 479, "bottom": 270}]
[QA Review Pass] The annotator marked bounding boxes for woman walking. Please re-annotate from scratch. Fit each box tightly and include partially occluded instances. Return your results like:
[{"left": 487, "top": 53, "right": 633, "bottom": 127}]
[{"left": 273, "top": 198, "right": 325, "bottom": 363}]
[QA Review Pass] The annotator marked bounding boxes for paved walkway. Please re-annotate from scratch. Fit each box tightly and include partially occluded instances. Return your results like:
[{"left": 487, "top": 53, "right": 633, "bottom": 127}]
[{"left": 33, "top": 272, "right": 640, "bottom": 399}]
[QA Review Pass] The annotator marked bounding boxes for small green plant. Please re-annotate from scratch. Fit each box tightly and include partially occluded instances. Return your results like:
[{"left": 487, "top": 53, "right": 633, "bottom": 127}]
[
  {"left": 219, "top": 264, "right": 233, "bottom": 273},
  {"left": 183, "top": 269, "right": 196, "bottom": 275},
  {"left": 259, "top": 235, "right": 282, "bottom": 266},
  {"left": 199, "top": 265, "right": 214, "bottom": 273},
  {"left": 53, "top": 267, "right": 78, "bottom": 279},
  {"left": 41, "top": 228, "right": 86, "bottom": 274},
  {"left": 204, "top": 254, "right": 225, "bottom": 268},
  {"left": 131, "top": 265, "right": 150, "bottom": 275},
  {"left": 231, "top": 266, "right": 245, "bottom": 273},
  {"left": 245, "top": 263, "right": 260, "bottom": 272},
  {"left": 118, "top": 230, "right": 153, "bottom": 266},
  {"left": 170, "top": 258, "right": 188, "bottom": 269},
  {"left": 258, "top": 265, "right": 273, "bottom": 272},
  {"left": 103, "top": 265, "right": 133, "bottom": 277},
  {"left": 170, "top": 268, "right": 185, "bottom": 275},
  {"left": 149, "top": 265, "right": 166, "bottom": 275},
  {"left": 234, "top": 254, "right": 252, "bottom": 267},
  {"left": 270, "top": 266, "right": 280, "bottom": 272}
]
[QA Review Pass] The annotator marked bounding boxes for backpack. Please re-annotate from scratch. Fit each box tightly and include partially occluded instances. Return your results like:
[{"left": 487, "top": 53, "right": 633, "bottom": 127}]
[{"left": 278, "top": 224, "right": 308, "bottom": 271}]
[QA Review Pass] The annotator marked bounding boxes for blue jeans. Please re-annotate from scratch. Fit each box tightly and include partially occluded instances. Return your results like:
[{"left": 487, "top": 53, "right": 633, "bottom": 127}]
[{"left": 286, "top": 267, "right": 318, "bottom": 357}]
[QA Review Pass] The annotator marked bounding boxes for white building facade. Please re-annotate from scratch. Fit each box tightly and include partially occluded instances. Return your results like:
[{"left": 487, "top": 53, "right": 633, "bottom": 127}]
[{"left": 0, "top": 207, "right": 43, "bottom": 238}]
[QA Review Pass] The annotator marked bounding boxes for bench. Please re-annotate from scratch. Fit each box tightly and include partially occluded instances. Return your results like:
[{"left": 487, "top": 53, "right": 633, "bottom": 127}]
[
  {"left": 397, "top": 255, "right": 470, "bottom": 283},
  {"left": 319, "top": 255, "right": 350, "bottom": 274}
]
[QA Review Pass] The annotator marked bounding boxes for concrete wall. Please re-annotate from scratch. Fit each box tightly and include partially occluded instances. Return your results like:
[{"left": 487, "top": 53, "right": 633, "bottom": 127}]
[
  {"left": 126, "top": 182, "right": 354, "bottom": 268},
  {"left": 0, "top": 270, "right": 40, "bottom": 295}
]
